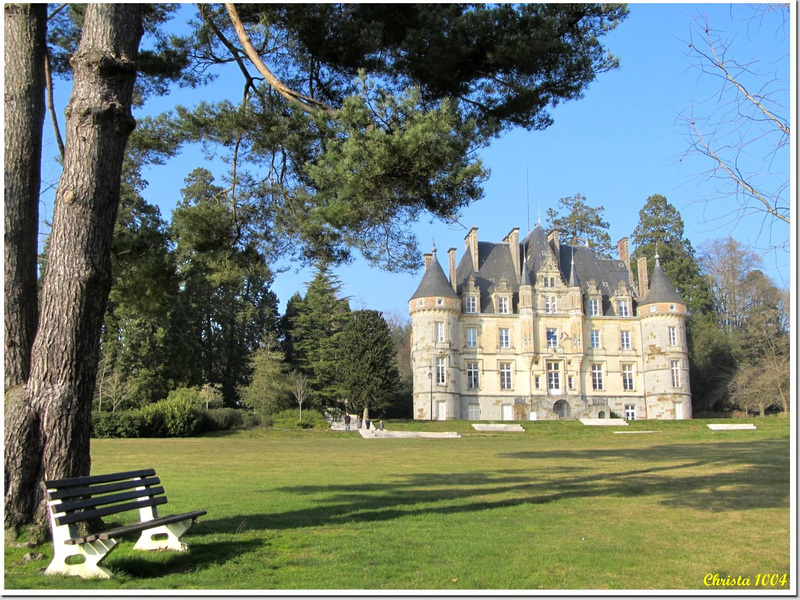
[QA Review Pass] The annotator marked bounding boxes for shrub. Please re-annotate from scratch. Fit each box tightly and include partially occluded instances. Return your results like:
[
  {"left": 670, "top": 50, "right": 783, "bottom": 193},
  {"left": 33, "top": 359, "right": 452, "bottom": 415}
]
[
  {"left": 91, "top": 410, "right": 144, "bottom": 438},
  {"left": 140, "top": 395, "right": 203, "bottom": 437},
  {"left": 202, "top": 407, "right": 245, "bottom": 432}
]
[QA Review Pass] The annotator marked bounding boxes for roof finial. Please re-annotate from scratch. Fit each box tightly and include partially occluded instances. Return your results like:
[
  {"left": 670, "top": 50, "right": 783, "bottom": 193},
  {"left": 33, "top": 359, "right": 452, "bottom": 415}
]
[
  {"left": 654, "top": 242, "right": 660, "bottom": 266},
  {"left": 568, "top": 245, "right": 579, "bottom": 287}
]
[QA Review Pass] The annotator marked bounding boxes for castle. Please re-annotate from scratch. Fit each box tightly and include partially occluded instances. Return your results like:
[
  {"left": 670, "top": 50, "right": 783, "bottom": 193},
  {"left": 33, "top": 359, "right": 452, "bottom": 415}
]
[{"left": 408, "top": 225, "right": 691, "bottom": 421}]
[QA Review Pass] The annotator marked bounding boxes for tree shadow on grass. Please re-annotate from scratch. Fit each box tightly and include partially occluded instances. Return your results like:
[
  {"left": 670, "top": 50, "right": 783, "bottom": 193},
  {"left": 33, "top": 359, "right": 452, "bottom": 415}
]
[{"left": 198, "top": 438, "right": 789, "bottom": 536}]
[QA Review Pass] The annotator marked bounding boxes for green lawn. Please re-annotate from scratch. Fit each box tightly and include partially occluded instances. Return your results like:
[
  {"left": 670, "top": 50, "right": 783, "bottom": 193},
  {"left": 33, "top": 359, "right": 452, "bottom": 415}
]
[{"left": 4, "top": 417, "right": 792, "bottom": 592}]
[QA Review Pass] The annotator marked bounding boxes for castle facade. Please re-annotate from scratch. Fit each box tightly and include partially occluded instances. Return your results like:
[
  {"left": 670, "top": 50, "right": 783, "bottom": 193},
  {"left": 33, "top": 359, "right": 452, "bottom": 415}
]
[{"left": 408, "top": 225, "right": 691, "bottom": 421}]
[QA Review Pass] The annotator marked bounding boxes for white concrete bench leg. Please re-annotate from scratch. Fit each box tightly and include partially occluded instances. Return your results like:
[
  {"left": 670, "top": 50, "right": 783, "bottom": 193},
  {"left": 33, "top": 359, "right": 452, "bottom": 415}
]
[
  {"left": 133, "top": 518, "right": 193, "bottom": 552},
  {"left": 45, "top": 538, "right": 117, "bottom": 579}
]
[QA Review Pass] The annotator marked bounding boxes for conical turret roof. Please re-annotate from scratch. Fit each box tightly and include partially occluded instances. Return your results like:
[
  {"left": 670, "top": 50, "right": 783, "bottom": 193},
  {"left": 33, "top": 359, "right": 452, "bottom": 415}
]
[
  {"left": 638, "top": 258, "right": 685, "bottom": 306},
  {"left": 409, "top": 252, "right": 459, "bottom": 301}
]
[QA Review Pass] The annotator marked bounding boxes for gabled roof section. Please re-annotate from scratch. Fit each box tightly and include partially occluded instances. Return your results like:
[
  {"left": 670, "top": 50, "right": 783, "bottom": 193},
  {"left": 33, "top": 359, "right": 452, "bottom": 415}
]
[
  {"left": 455, "top": 241, "right": 519, "bottom": 312},
  {"left": 559, "top": 245, "right": 632, "bottom": 295},
  {"left": 409, "top": 253, "right": 459, "bottom": 301},
  {"left": 638, "top": 261, "right": 685, "bottom": 306}
]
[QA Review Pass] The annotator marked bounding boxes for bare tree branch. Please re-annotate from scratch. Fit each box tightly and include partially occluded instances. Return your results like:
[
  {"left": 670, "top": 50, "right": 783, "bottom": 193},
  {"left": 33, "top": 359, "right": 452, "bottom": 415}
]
[{"left": 677, "top": 7, "right": 790, "bottom": 246}]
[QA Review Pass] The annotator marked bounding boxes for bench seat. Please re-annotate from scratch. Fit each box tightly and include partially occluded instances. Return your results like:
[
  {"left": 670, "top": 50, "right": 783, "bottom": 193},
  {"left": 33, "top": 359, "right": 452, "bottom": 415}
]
[{"left": 43, "top": 469, "right": 206, "bottom": 579}]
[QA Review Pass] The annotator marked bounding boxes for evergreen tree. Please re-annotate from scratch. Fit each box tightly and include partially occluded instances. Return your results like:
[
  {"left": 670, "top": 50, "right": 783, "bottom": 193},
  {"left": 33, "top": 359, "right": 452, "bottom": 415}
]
[
  {"left": 338, "top": 310, "right": 401, "bottom": 420},
  {"left": 280, "top": 292, "right": 304, "bottom": 365},
  {"left": 99, "top": 189, "right": 178, "bottom": 410},
  {"left": 288, "top": 266, "right": 351, "bottom": 408},
  {"left": 171, "top": 168, "right": 280, "bottom": 404},
  {"left": 630, "top": 194, "right": 713, "bottom": 315},
  {"left": 546, "top": 193, "right": 613, "bottom": 258}
]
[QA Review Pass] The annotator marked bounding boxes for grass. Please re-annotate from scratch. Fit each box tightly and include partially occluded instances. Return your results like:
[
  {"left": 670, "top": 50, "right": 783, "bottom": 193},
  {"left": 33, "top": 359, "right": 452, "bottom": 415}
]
[{"left": 3, "top": 417, "right": 792, "bottom": 592}]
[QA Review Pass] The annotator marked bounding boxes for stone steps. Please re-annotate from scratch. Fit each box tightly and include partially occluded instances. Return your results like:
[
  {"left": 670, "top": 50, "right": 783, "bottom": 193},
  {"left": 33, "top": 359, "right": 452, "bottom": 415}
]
[
  {"left": 579, "top": 418, "right": 628, "bottom": 426},
  {"left": 472, "top": 424, "right": 525, "bottom": 432},
  {"left": 358, "top": 429, "right": 460, "bottom": 439}
]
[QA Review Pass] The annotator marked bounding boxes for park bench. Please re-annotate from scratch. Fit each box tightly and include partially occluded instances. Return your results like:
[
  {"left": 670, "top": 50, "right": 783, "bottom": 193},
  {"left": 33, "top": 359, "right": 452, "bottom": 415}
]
[{"left": 42, "top": 468, "right": 206, "bottom": 579}]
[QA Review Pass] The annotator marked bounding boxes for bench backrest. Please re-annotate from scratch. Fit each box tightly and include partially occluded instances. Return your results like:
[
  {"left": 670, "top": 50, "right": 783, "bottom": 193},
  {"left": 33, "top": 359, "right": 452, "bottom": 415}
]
[{"left": 43, "top": 468, "right": 167, "bottom": 527}]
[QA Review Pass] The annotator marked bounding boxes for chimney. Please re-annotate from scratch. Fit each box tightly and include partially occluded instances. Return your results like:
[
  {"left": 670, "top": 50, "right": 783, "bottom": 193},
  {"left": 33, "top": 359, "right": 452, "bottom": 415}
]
[
  {"left": 448, "top": 247, "right": 457, "bottom": 291},
  {"left": 504, "top": 228, "right": 520, "bottom": 281},
  {"left": 547, "top": 229, "right": 560, "bottom": 264},
  {"left": 637, "top": 256, "right": 649, "bottom": 297},
  {"left": 424, "top": 253, "right": 433, "bottom": 270},
  {"left": 617, "top": 237, "right": 631, "bottom": 271},
  {"left": 465, "top": 227, "right": 479, "bottom": 271}
]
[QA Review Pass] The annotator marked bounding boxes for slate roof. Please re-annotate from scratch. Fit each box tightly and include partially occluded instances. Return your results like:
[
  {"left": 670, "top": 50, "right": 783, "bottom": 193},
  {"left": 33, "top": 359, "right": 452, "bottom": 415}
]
[
  {"left": 409, "top": 252, "right": 459, "bottom": 300},
  {"left": 638, "top": 260, "right": 685, "bottom": 306},
  {"left": 456, "top": 242, "right": 520, "bottom": 312},
  {"left": 415, "top": 224, "right": 684, "bottom": 312}
]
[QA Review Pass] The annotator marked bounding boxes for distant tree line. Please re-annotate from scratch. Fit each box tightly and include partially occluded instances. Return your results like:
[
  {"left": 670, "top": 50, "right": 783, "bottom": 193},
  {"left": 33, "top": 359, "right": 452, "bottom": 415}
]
[
  {"left": 94, "top": 170, "right": 414, "bottom": 424},
  {"left": 548, "top": 193, "right": 789, "bottom": 416}
]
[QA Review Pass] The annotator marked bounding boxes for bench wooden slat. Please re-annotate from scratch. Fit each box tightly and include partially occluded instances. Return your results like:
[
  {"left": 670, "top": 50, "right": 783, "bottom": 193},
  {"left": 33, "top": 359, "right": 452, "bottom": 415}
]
[
  {"left": 66, "top": 510, "right": 208, "bottom": 545},
  {"left": 55, "top": 486, "right": 165, "bottom": 514},
  {"left": 47, "top": 476, "right": 161, "bottom": 501},
  {"left": 55, "top": 496, "right": 168, "bottom": 526},
  {"left": 44, "top": 468, "right": 156, "bottom": 489}
]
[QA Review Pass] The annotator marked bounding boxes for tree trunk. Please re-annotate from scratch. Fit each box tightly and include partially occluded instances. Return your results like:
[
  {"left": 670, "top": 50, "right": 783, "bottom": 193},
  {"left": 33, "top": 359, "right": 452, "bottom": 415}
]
[
  {"left": 4, "top": 4, "right": 144, "bottom": 531},
  {"left": 4, "top": 4, "right": 46, "bottom": 390}
]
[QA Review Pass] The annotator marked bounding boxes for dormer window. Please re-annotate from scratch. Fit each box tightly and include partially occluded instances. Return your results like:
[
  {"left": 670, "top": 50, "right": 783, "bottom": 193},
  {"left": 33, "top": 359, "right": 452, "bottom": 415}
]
[
  {"left": 588, "top": 298, "right": 600, "bottom": 316},
  {"left": 464, "top": 296, "right": 478, "bottom": 314},
  {"left": 545, "top": 296, "right": 557, "bottom": 314},
  {"left": 618, "top": 299, "right": 630, "bottom": 317},
  {"left": 498, "top": 297, "right": 510, "bottom": 314},
  {"left": 543, "top": 276, "right": 556, "bottom": 288}
]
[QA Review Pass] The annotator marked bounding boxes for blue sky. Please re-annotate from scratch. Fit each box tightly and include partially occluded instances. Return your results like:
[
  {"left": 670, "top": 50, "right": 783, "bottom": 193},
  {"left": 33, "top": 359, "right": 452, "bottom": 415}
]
[{"left": 38, "top": 3, "right": 793, "bottom": 320}]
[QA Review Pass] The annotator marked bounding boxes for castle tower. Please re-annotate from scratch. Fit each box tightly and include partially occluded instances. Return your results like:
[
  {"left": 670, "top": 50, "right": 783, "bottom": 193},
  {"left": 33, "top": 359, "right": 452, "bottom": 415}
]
[
  {"left": 408, "top": 248, "right": 461, "bottom": 420},
  {"left": 636, "top": 255, "right": 692, "bottom": 419}
]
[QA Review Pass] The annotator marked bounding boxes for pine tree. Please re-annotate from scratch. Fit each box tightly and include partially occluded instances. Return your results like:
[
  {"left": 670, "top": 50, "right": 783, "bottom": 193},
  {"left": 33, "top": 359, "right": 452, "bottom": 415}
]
[{"left": 545, "top": 193, "right": 613, "bottom": 258}]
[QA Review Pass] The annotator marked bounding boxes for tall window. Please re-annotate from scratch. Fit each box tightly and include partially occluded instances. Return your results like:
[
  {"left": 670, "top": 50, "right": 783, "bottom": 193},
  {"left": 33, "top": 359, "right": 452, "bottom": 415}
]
[
  {"left": 622, "top": 364, "right": 635, "bottom": 391},
  {"left": 498, "top": 297, "right": 510, "bottom": 314},
  {"left": 590, "top": 330, "right": 601, "bottom": 349},
  {"left": 546, "top": 328, "right": 558, "bottom": 348},
  {"left": 620, "top": 330, "right": 631, "bottom": 350},
  {"left": 466, "top": 327, "right": 478, "bottom": 348},
  {"left": 545, "top": 296, "right": 557, "bottom": 314},
  {"left": 671, "top": 360, "right": 681, "bottom": 388},
  {"left": 499, "top": 328, "right": 510, "bottom": 348},
  {"left": 467, "top": 404, "right": 481, "bottom": 420},
  {"left": 624, "top": 404, "right": 636, "bottom": 420},
  {"left": 547, "top": 361, "right": 560, "bottom": 391},
  {"left": 591, "top": 364, "right": 604, "bottom": 391},
  {"left": 499, "top": 363, "right": 513, "bottom": 390},
  {"left": 467, "top": 362, "right": 480, "bottom": 389},
  {"left": 588, "top": 298, "right": 600, "bottom": 316},
  {"left": 668, "top": 326, "right": 677, "bottom": 346},
  {"left": 436, "top": 357, "right": 446, "bottom": 385},
  {"left": 435, "top": 321, "right": 445, "bottom": 343},
  {"left": 465, "top": 296, "right": 477, "bottom": 313},
  {"left": 618, "top": 300, "right": 630, "bottom": 317}
]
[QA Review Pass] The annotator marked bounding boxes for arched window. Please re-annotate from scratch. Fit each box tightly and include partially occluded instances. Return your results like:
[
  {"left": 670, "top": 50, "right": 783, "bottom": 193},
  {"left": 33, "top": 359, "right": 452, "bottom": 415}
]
[
  {"left": 598, "top": 411, "right": 606, "bottom": 419},
  {"left": 553, "top": 400, "right": 571, "bottom": 419}
]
